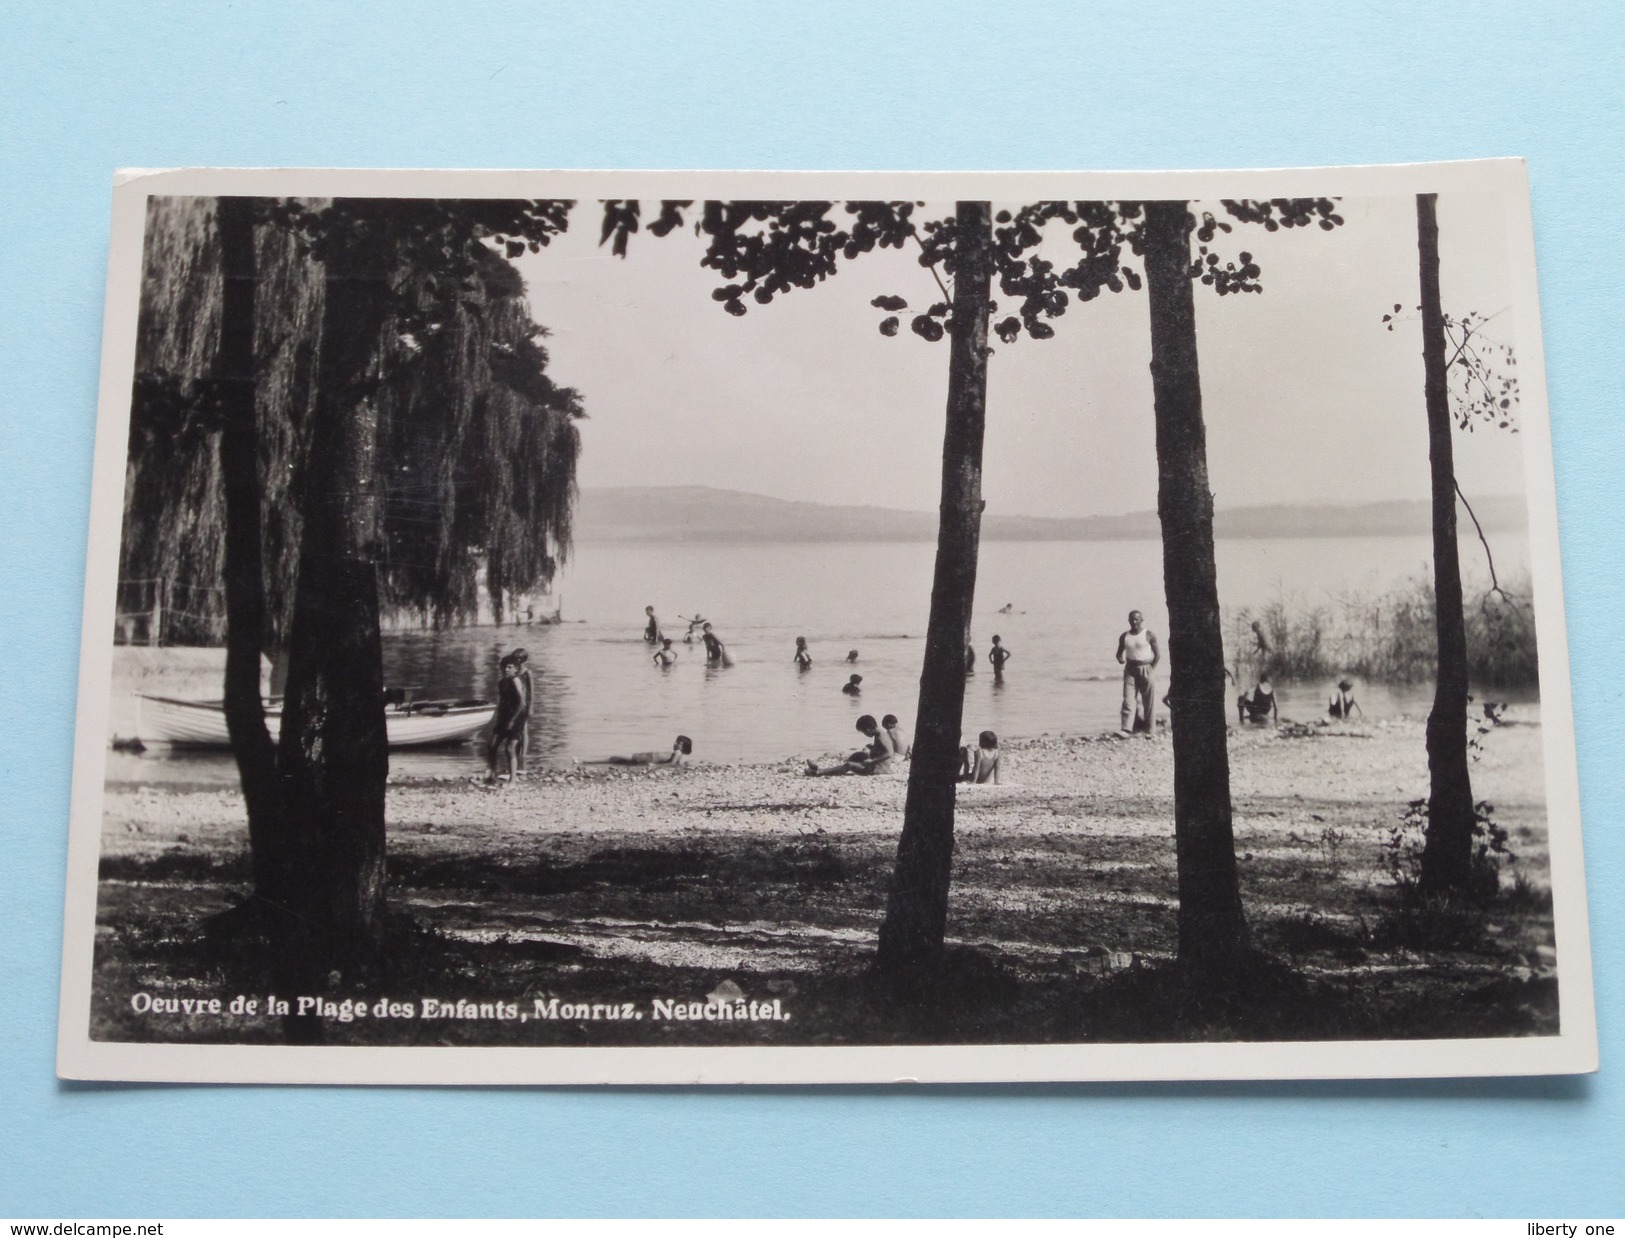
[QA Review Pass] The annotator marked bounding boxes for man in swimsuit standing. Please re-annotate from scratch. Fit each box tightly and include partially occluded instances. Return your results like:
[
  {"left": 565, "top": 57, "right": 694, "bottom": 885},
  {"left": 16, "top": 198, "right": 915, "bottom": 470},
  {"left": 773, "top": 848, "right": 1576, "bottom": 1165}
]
[{"left": 1116, "top": 609, "right": 1161, "bottom": 736}]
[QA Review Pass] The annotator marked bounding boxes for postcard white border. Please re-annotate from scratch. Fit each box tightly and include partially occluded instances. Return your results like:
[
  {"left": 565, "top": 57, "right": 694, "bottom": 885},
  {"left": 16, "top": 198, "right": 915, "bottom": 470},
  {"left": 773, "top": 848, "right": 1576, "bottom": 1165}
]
[{"left": 57, "top": 159, "right": 1597, "bottom": 1085}]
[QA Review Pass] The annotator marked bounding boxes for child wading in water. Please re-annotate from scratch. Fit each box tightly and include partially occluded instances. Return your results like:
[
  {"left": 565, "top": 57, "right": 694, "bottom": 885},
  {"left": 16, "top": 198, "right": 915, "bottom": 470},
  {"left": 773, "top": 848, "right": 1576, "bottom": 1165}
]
[
  {"left": 842, "top": 673, "right": 862, "bottom": 696},
  {"left": 988, "top": 634, "right": 1012, "bottom": 679},
  {"left": 652, "top": 638, "right": 678, "bottom": 668},
  {"left": 957, "top": 730, "right": 1001, "bottom": 784},
  {"left": 701, "top": 622, "right": 733, "bottom": 667},
  {"left": 794, "top": 636, "right": 813, "bottom": 671}
]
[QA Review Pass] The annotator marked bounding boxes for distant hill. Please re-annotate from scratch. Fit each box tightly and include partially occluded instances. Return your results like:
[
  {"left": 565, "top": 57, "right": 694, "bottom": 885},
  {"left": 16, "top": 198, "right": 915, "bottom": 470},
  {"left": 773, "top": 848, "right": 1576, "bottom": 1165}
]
[{"left": 574, "top": 486, "right": 1529, "bottom": 544}]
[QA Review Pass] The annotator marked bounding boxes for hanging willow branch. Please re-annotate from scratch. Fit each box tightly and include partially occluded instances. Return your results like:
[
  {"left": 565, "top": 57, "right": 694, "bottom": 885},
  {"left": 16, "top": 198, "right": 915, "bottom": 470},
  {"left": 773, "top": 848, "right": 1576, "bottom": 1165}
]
[{"left": 124, "top": 196, "right": 583, "bottom": 644}]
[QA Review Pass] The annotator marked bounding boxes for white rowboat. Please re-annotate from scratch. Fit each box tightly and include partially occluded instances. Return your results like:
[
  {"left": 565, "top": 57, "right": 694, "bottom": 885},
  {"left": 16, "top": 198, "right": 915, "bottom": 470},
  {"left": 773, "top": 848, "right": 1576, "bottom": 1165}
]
[{"left": 136, "top": 694, "right": 496, "bottom": 748}]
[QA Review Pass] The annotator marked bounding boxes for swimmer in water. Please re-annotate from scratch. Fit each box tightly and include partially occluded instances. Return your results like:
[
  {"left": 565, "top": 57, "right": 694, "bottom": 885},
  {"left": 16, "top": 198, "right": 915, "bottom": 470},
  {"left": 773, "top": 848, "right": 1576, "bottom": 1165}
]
[
  {"left": 794, "top": 636, "right": 813, "bottom": 671},
  {"left": 652, "top": 637, "right": 678, "bottom": 668},
  {"left": 842, "top": 673, "right": 863, "bottom": 696}
]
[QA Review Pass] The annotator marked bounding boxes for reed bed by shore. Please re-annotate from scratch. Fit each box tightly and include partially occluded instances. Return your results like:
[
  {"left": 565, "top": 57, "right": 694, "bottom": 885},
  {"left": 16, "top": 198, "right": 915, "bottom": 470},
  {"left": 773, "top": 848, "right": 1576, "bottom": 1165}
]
[{"left": 1230, "top": 573, "right": 1538, "bottom": 687}]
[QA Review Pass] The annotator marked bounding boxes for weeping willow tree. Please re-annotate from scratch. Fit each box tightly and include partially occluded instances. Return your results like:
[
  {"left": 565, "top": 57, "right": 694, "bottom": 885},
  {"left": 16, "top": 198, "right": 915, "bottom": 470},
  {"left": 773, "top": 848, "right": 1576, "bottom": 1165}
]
[
  {"left": 378, "top": 252, "right": 584, "bottom": 626},
  {"left": 125, "top": 196, "right": 580, "bottom": 995},
  {"left": 125, "top": 197, "right": 580, "bottom": 641}
]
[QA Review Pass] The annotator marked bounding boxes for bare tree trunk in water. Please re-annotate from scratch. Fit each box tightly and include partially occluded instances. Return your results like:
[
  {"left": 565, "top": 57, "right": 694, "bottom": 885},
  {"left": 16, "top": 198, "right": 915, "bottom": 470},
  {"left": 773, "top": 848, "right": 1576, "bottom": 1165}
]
[
  {"left": 1140, "top": 201, "right": 1250, "bottom": 1004},
  {"left": 1415, "top": 193, "right": 1477, "bottom": 895},
  {"left": 874, "top": 201, "right": 993, "bottom": 983},
  {"left": 277, "top": 240, "right": 392, "bottom": 974},
  {"left": 214, "top": 197, "right": 288, "bottom": 911}
]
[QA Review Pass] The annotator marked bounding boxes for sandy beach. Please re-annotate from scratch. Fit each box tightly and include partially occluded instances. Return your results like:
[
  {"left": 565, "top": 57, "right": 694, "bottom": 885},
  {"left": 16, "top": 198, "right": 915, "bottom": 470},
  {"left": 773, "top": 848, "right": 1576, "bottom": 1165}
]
[{"left": 92, "top": 713, "right": 1559, "bottom": 1046}]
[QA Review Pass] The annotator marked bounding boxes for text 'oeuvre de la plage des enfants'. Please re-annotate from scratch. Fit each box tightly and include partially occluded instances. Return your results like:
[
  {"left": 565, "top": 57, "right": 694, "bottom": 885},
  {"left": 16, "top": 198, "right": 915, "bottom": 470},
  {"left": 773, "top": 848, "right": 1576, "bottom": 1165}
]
[{"left": 126, "top": 991, "right": 790, "bottom": 1024}]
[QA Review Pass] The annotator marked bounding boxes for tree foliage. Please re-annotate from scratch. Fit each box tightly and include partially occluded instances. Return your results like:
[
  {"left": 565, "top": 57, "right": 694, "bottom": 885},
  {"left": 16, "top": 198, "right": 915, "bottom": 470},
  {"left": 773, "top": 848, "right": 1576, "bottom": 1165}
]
[
  {"left": 1385, "top": 305, "right": 1519, "bottom": 432},
  {"left": 123, "top": 197, "right": 584, "bottom": 640},
  {"left": 601, "top": 197, "right": 1340, "bottom": 343},
  {"left": 602, "top": 195, "right": 1344, "bottom": 994}
]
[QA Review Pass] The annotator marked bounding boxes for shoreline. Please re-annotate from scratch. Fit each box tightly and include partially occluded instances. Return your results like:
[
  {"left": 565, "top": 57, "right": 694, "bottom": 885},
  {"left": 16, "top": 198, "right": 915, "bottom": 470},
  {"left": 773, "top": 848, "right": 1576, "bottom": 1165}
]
[
  {"left": 101, "top": 717, "right": 1550, "bottom": 855},
  {"left": 90, "top": 717, "right": 1561, "bottom": 1047}
]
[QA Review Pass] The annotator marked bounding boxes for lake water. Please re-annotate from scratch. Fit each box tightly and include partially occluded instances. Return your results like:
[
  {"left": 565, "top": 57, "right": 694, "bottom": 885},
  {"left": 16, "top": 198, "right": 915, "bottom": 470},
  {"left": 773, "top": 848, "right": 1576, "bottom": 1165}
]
[{"left": 109, "top": 532, "right": 1532, "bottom": 784}]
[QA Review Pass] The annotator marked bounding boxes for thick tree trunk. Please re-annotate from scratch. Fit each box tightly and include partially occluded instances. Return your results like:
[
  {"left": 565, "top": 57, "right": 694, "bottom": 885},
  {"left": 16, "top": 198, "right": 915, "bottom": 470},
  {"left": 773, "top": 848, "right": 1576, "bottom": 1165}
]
[
  {"left": 873, "top": 201, "right": 993, "bottom": 981},
  {"left": 1415, "top": 193, "right": 1477, "bottom": 895},
  {"left": 1140, "top": 201, "right": 1249, "bottom": 1001},
  {"left": 276, "top": 241, "right": 392, "bottom": 966},
  {"left": 214, "top": 197, "right": 288, "bottom": 907}
]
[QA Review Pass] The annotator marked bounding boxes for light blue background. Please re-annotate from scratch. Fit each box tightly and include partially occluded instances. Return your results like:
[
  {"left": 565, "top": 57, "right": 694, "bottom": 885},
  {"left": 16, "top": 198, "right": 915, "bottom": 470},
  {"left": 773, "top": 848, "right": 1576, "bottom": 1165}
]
[{"left": 2, "top": 0, "right": 1620, "bottom": 1218}]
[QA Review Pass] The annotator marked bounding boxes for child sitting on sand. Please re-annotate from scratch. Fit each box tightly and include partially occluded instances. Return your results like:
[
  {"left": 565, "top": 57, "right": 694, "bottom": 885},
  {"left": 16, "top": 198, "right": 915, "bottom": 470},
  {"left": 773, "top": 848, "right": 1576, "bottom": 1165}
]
[
  {"left": 988, "top": 635, "right": 1012, "bottom": 678},
  {"left": 882, "top": 713, "right": 911, "bottom": 759},
  {"left": 806, "top": 715, "right": 896, "bottom": 776},
  {"left": 957, "top": 730, "right": 1001, "bottom": 784},
  {"left": 1237, "top": 677, "right": 1278, "bottom": 725},
  {"left": 581, "top": 736, "right": 692, "bottom": 767},
  {"left": 1328, "top": 677, "right": 1362, "bottom": 719}
]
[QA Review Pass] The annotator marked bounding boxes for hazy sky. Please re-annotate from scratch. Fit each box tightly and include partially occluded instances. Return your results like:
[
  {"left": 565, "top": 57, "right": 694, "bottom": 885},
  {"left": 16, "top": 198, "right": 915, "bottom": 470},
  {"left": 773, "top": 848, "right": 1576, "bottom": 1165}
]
[{"left": 516, "top": 191, "right": 1529, "bottom": 519}]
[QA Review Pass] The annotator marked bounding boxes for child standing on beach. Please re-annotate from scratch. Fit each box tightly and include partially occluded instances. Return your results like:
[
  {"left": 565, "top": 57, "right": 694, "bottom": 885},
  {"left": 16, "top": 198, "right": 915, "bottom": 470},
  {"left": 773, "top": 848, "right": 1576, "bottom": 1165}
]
[
  {"left": 484, "top": 656, "right": 523, "bottom": 784},
  {"left": 882, "top": 713, "right": 911, "bottom": 759},
  {"left": 509, "top": 647, "right": 533, "bottom": 777}
]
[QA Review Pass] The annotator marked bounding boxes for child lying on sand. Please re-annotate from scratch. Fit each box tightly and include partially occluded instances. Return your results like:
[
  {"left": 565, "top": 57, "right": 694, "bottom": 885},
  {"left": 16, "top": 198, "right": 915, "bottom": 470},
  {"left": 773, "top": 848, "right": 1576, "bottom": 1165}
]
[{"left": 581, "top": 736, "right": 693, "bottom": 766}]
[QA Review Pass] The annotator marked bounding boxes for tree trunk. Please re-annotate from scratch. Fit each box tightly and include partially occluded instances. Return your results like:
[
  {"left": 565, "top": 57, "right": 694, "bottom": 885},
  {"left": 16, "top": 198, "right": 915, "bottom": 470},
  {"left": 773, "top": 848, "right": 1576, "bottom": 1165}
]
[
  {"left": 1415, "top": 193, "right": 1477, "bottom": 895},
  {"left": 214, "top": 197, "right": 288, "bottom": 907},
  {"left": 873, "top": 201, "right": 993, "bottom": 982},
  {"left": 1140, "top": 200, "right": 1249, "bottom": 1002},
  {"left": 276, "top": 238, "right": 392, "bottom": 967}
]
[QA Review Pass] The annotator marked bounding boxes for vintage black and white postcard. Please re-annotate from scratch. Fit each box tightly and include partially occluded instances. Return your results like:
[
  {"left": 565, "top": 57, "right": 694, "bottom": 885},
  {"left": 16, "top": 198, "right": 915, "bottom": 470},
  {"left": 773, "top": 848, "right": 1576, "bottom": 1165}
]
[{"left": 58, "top": 162, "right": 1596, "bottom": 1084}]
